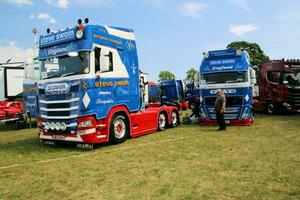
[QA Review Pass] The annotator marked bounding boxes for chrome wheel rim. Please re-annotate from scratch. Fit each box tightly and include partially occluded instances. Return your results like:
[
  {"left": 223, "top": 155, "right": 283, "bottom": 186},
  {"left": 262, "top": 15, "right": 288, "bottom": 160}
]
[
  {"left": 114, "top": 118, "right": 126, "bottom": 139},
  {"left": 159, "top": 113, "right": 166, "bottom": 129}
]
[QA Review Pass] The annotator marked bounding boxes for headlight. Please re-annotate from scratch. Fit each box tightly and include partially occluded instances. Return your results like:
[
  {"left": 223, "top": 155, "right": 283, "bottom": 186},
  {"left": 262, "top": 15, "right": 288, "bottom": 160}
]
[
  {"left": 44, "top": 122, "right": 50, "bottom": 130},
  {"left": 242, "top": 107, "right": 251, "bottom": 119},
  {"left": 283, "top": 102, "right": 291, "bottom": 107},
  {"left": 78, "top": 120, "right": 93, "bottom": 128},
  {"left": 200, "top": 108, "right": 207, "bottom": 119}
]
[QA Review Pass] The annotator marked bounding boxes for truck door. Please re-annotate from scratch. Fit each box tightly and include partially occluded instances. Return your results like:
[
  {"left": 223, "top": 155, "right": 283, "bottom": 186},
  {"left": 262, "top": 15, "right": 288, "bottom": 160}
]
[{"left": 266, "top": 71, "right": 281, "bottom": 100}]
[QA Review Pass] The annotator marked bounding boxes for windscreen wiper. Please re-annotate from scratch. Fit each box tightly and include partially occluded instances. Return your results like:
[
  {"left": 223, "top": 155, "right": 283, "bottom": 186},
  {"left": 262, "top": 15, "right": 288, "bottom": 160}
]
[
  {"left": 61, "top": 72, "right": 83, "bottom": 77},
  {"left": 226, "top": 80, "right": 241, "bottom": 84},
  {"left": 43, "top": 74, "right": 60, "bottom": 79}
]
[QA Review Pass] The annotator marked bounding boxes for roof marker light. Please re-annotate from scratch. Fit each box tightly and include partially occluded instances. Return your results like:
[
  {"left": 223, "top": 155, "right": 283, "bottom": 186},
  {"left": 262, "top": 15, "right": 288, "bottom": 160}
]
[{"left": 76, "top": 18, "right": 84, "bottom": 39}]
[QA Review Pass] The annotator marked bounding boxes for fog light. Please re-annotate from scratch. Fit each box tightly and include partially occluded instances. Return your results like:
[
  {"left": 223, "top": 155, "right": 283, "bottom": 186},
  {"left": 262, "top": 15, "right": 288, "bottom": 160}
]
[
  {"left": 55, "top": 122, "right": 61, "bottom": 130},
  {"left": 60, "top": 123, "right": 67, "bottom": 131},
  {"left": 50, "top": 122, "right": 55, "bottom": 130}
]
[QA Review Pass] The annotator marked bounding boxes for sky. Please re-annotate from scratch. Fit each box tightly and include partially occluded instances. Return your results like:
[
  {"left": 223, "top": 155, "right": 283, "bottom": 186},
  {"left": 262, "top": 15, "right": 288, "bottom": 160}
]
[{"left": 0, "top": 0, "right": 299, "bottom": 81}]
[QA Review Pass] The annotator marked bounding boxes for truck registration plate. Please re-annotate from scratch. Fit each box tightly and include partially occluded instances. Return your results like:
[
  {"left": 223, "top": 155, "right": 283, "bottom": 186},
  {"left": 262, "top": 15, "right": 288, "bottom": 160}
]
[{"left": 52, "top": 135, "right": 65, "bottom": 140}]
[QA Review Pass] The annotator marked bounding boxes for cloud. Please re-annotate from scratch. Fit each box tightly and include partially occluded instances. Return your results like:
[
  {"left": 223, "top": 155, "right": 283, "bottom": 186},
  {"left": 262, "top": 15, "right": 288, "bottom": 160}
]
[
  {"left": 75, "top": 0, "right": 108, "bottom": 6},
  {"left": 230, "top": 24, "right": 259, "bottom": 37},
  {"left": 149, "top": 0, "right": 165, "bottom": 7},
  {"left": 36, "top": 13, "right": 57, "bottom": 24},
  {"left": 1, "top": 0, "right": 34, "bottom": 6},
  {"left": 46, "top": 0, "right": 69, "bottom": 9},
  {"left": 0, "top": 41, "right": 34, "bottom": 63},
  {"left": 226, "top": 0, "right": 253, "bottom": 14},
  {"left": 179, "top": 1, "right": 208, "bottom": 18}
]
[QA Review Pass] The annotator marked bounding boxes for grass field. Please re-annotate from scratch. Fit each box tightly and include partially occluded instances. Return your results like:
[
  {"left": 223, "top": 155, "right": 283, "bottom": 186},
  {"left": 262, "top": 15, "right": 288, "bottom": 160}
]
[{"left": 0, "top": 113, "right": 299, "bottom": 200}]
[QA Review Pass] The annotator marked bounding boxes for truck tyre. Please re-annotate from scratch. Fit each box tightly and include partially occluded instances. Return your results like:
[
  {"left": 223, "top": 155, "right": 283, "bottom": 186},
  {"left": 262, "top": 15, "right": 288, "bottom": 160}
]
[
  {"left": 158, "top": 112, "right": 167, "bottom": 131},
  {"left": 266, "top": 101, "right": 277, "bottom": 114},
  {"left": 170, "top": 111, "right": 179, "bottom": 127},
  {"left": 109, "top": 114, "right": 128, "bottom": 144}
]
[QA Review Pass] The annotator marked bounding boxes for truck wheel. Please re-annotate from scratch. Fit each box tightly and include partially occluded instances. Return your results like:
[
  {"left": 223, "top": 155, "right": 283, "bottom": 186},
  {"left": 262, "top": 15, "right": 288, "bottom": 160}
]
[
  {"left": 158, "top": 112, "right": 167, "bottom": 131},
  {"left": 266, "top": 101, "right": 277, "bottom": 114},
  {"left": 109, "top": 114, "right": 128, "bottom": 144},
  {"left": 170, "top": 111, "right": 179, "bottom": 127}
]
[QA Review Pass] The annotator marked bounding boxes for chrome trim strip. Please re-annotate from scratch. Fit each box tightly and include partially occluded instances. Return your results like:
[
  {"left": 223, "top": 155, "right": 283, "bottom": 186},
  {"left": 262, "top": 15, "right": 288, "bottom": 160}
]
[
  {"left": 39, "top": 98, "right": 80, "bottom": 104},
  {"left": 40, "top": 106, "right": 79, "bottom": 112},
  {"left": 42, "top": 122, "right": 77, "bottom": 127},
  {"left": 41, "top": 115, "right": 78, "bottom": 119}
]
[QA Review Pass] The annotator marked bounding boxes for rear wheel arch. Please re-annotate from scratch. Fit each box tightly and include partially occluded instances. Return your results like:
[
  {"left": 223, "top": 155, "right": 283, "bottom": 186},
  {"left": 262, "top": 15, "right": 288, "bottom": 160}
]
[{"left": 106, "top": 106, "right": 132, "bottom": 139}]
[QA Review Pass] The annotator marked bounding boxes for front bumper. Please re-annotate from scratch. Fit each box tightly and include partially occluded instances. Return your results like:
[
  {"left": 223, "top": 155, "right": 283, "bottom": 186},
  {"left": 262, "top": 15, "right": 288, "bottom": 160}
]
[{"left": 199, "top": 118, "right": 253, "bottom": 126}]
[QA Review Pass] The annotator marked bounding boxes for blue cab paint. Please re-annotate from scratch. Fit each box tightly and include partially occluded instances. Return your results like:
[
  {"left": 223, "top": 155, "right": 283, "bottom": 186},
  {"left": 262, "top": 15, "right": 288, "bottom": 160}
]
[
  {"left": 160, "top": 79, "right": 184, "bottom": 106},
  {"left": 199, "top": 49, "right": 255, "bottom": 125}
]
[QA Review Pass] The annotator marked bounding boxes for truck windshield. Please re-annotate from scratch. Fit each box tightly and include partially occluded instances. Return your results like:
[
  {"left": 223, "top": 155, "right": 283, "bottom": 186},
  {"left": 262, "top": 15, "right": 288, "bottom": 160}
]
[
  {"left": 201, "top": 71, "right": 248, "bottom": 84},
  {"left": 283, "top": 72, "right": 300, "bottom": 86},
  {"left": 40, "top": 51, "right": 90, "bottom": 79}
]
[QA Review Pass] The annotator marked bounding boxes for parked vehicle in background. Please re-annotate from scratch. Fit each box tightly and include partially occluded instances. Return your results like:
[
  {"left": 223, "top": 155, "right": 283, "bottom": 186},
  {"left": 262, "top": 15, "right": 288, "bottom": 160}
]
[
  {"left": 0, "top": 61, "right": 27, "bottom": 127},
  {"left": 35, "top": 19, "right": 179, "bottom": 147},
  {"left": 148, "top": 81, "right": 159, "bottom": 103},
  {"left": 160, "top": 79, "right": 188, "bottom": 110},
  {"left": 23, "top": 57, "right": 40, "bottom": 118},
  {"left": 253, "top": 59, "right": 300, "bottom": 114},
  {"left": 199, "top": 49, "right": 256, "bottom": 126}
]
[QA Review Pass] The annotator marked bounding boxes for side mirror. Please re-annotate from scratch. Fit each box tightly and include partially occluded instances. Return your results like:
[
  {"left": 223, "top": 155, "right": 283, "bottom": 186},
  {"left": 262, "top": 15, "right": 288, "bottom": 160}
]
[
  {"left": 250, "top": 68, "right": 257, "bottom": 85},
  {"left": 283, "top": 80, "right": 288, "bottom": 84}
]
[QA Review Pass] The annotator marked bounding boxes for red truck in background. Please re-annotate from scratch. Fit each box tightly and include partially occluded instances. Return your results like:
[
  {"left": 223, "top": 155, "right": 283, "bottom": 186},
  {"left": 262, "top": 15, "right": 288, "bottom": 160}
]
[{"left": 253, "top": 59, "right": 300, "bottom": 114}]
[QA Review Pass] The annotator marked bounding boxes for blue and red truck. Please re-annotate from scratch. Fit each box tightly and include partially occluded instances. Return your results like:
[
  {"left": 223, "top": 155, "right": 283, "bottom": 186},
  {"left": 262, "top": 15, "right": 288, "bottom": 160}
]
[
  {"left": 198, "top": 49, "right": 256, "bottom": 125},
  {"left": 24, "top": 19, "right": 179, "bottom": 146}
]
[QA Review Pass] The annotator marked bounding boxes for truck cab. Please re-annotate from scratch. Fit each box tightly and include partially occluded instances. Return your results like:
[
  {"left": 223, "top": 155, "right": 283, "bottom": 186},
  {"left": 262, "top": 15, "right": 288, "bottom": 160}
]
[
  {"left": 253, "top": 59, "right": 300, "bottom": 113},
  {"left": 159, "top": 79, "right": 188, "bottom": 110},
  {"left": 36, "top": 19, "right": 179, "bottom": 146},
  {"left": 199, "top": 49, "right": 255, "bottom": 125}
]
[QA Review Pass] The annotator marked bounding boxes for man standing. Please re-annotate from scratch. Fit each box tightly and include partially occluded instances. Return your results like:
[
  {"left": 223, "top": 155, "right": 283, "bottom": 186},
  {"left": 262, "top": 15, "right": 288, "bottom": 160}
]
[{"left": 214, "top": 89, "right": 226, "bottom": 131}]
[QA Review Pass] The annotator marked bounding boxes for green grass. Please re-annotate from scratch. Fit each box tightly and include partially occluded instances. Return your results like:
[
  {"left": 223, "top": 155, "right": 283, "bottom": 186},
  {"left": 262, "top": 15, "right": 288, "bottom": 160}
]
[{"left": 0, "top": 113, "right": 299, "bottom": 199}]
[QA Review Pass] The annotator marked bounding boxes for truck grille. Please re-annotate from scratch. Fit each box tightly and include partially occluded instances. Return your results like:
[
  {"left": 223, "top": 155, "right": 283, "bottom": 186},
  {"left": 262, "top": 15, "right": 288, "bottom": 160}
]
[
  {"left": 39, "top": 93, "right": 80, "bottom": 133},
  {"left": 208, "top": 107, "right": 240, "bottom": 120},
  {"left": 288, "top": 88, "right": 300, "bottom": 106}
]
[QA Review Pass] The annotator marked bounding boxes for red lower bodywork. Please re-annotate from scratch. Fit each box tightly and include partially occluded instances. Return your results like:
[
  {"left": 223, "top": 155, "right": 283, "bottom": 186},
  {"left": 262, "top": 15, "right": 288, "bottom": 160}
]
[
  {"left": 38, "top": 105, "right": 179, "bottom": 145},
  {"left": 200, "top": 118, "right": 253, "bottom": 126}
]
